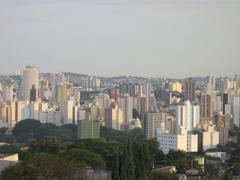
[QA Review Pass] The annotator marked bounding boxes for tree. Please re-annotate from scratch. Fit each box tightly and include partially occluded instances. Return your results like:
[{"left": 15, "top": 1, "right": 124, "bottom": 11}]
[
  {"left": 0, "top": 144, "right": 20, "bottom": 154},
  {"left": 112, "top": 154, "right": 120, "bottom": 180},
  {"left": 153, "top": 172, "right": 178, "bottom": 180},
  {"left": 12, "top": 119, "right": 41, "bottom": 142},
  {"left": 167, "top": 150, "right": 194, "bottom": 173},
  {"left": 29, "top": 136, "right": 63, "bottom": 154},
  {"left": 1, "top": 163, "right": 25, "bottom": 180},
  {"left": 1, "top": 153, "right": 87, "bottom": 180},
  {"left": 233, "top": 162, "right": 240, "bottom": 176},
  {"left": 133, "top": 109, "right": 140, "bottom": 119},
  {"left": 71, "top": 138, "right": 122, "bottom": 170},
  {"left": 65, "top": 148, "right": 106, "bottom": 169},
  {"left": 125, "top": 139, "right": 135, "bottom": 180},
  {"left": 128, "top": 128, "right": 145, "bottom": 142}
]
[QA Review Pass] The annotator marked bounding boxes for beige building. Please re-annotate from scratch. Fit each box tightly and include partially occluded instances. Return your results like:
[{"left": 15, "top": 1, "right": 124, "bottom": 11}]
[
  {"left": 142, "top": 112, "right": 167, "bottom": 139},
  {"left": 105, "top": 104, "right": 124, "bottom": 131},
  {"left": 170, "top": 81, "right": 183, "bottom": 93},
  {"left": 0, "top": 101, "right": 27, "bottom": 128},
  {"left": 202, "top": 126, "right": 219, "bottom": 151}
]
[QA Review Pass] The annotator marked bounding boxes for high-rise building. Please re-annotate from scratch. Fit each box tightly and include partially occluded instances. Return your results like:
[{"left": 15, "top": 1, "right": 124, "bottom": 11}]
[
  {"left": 139, "top": 96, "right": 149, "bottom": 115},
  {"left": 119, "top": 94, "right": 133, "bottom": 124},
  {"left": 3, "top": 84, "right": 14, "bottom": 101},
  {"left": 22, "top": 65, "right": 39, "bottom": 101},
  {"left": 39, "top": 109, "right": 61, "bottom": 126},
  {"left": 222, "top": 93, "right": 229, "bottom": 115},
  {"left": 233, "top": 95, "right": 240, "bottom": 127},
  {"left": 215, "top": 114, "right": 233, "bottom": 145},
  {"left": 184, "top": 78, "right": 196, "bottom": 102},
  {"left": 0, "top": 101, "right": 27, "bottom": 128},
  {"left": 202, "top": 126, "right": 219, "bottom": 151},
  {"left": 234, "top": 74, "right": 240, "bottom": 89},
  {"left": 105, "top": 104, "right": 124, "bottom": 131},
  {"left": 207, "top": 74, "right": 216, "bottom": 95},
  {"left": 200, "top": 94, "right": 212, "bottom": 118},
  {"left": 170, "top": 81, "right": 183, "bottom": 93},
  {"left": 176, "top": 100, "right": 200, "bottom": 133},
  {"left": 30, "top": 85, "right": 37, "bottom": 102},
  {"left": 56, "top": 83, "right": 69, "bottom": 108},
  {"left": 142, "top": 112, "right": 167, "bottom": 139},
  {"left": 78, "top": 119, "right": 100, "bottom": 139},
  {"left": 62, "top": 100, "right": 74, "bottom": 125}
]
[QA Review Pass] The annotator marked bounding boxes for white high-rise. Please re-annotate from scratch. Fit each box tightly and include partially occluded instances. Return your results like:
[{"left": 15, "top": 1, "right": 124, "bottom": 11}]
[
  {"left": 22, "top": 66, "right": 39, "bottom": 101},
  {"left": 233, "top": 95, "right": 240, "bottom": 127},
  {"left": 3, "top": 84, "right": 14, "bottom": 101},
  {"left": 176, "top": 100, "right": 200, "bottom": 132},
  {"left": 157, "top": 128, "right": 198, "bottom": 154}
]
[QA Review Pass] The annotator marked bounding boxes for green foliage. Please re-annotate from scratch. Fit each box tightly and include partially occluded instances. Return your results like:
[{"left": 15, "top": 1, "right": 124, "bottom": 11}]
[
  {"left": 132, "top": 109, "right": 140, "bottom": 119},
  {"left": 2, "top": 134, "right": 15, "bottom": 143},
  {"left": 29, "top": 136, "right": 64, "bottom": 154},
  {"left": 65, "top": 148, "right": 106, "bottom": 169},
  {"left": 0, "top": 127, "right": 8, "bottom": 141},
  {"left": 100, "top": 127, "right": 145, "bottom": 144},
  {"left": 71, "top": 138, "right": 122, "bottom": 170},
  {"left": 112, "top": 154, "right": 120, "bottom": 180},
  {"left": 134, "top": 141, "right": 152, "bottom": 180},
  {"left": 12, "top": 119, "right": 77, "bottom": 143},
  {"left": 12, "top": 119, "right": 41, "bottom": 142},
  {"left": 152, "top": 172, "right": 178, "bottom": 180},
  {"left": 233, "top": 162, "right": 240, "bottom": 176},
  {"left": 128, "top": 128, "right": 145, "bottom": 142},
  {"left": 0, "top": 144, "right": 20, "bottom": 154},
  {"left": 0, "top": 163, "right": 25, "bottom": 180},
  {"left": 1, "top": 152, "right": 87, "bottom": 180},
  {"left": 167, "top": 150, "right": 195, "bottom": 173},
  {"left": 125, "top": 139, "right": 135, "bottom": 180},
  {"left": 4, "top": 122, "right": 176, "bottom": 179},
  {"left": 100, "top": 127, "right": 128, "bottom": 143}
]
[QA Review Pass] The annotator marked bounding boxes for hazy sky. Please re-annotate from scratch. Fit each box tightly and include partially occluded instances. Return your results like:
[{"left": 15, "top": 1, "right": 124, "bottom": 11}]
[{"left": 0, "top": 0, "right": 240, "bottom": 78}]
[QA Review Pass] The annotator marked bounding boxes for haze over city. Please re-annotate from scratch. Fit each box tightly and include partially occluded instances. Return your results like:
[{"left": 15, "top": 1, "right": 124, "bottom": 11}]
[
  {"left": 0, "top": 0, "right": 240, "bottom": 78},
  {"left": 1, "top": 0, "right": 240, "bottom": 179}
]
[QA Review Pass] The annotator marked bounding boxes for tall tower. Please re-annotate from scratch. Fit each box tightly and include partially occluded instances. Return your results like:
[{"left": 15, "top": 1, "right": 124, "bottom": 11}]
[
  {"left": 30, "top": 85, "right": 37, "bottom": 102},
  {"left": 176, "top": 100, "right": 200, "bottom": 132},
  {"left": 207, "top": 74, "right": 216, "bottom": 95},
  {"left": 200, "top": 94, "right": 212, "bottom": 118},
  {"left": 184, "top": 78, "right": 196, "bottom": 102},
  {"left": 22, "top": 65, "right": 39, "bottom": 101}
]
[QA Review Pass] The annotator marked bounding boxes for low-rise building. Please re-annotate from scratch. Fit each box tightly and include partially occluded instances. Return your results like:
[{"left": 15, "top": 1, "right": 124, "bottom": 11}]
[{"left": 156, "top": 127, "right": 198, "bottom": 154}]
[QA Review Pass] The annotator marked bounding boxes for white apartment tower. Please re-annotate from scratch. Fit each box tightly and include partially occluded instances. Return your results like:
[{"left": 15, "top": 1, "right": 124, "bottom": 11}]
[
  {"left": 176, "top": 100, "right": 200, "bottom": 132},
  {"left": 22, "top": 66, "right": 39, "bottom": 101}
]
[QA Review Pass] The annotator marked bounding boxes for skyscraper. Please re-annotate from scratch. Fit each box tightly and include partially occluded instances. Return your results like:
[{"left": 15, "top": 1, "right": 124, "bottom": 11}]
[
  {"left": 3, "top": 84, "right": 14, "bottom": 101},
  {"left": 233, "top": 95, "right": 240, "bottom": 127},
  {"left": 176, "top": 100, "right": 200, "bottom": 132},
  {"left": 184, "top": 78, "right": 196, "bottom": 102},
  {"left": 207, "top": 74, "right": 216, "bottom": 95},
  {"left": 200, "top": 94, "right": 212, "bottom": 118},
  {"left": 30, "top": 85, "right": 37, "bottom": 102},
  {"left": 22, "top": 65, "right": 39, "bottom": 101},
  {"left": 105, "top": 104, "right": 124, "bottom": 131},
  {"left": 142, "top": 112, "right": 167, "bottom": 139}
]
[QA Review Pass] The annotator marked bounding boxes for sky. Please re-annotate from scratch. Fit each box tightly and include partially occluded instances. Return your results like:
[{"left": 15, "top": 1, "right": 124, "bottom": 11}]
[{"left": 0, "top": 0, "right": 240, "bottom": 78}]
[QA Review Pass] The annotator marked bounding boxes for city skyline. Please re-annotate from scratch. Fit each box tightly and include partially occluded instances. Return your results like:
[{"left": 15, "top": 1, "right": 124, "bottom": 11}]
[
  {"left": 0, "top": 64, "right": 239, "bottom": 79},
  {"left": 0, "top": 0, "right": 240, "bottom": 78}
]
